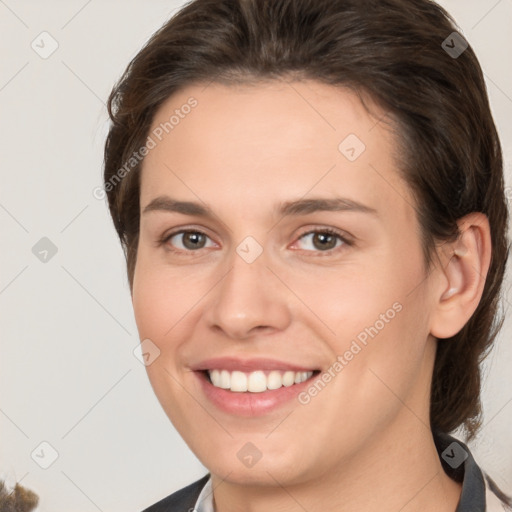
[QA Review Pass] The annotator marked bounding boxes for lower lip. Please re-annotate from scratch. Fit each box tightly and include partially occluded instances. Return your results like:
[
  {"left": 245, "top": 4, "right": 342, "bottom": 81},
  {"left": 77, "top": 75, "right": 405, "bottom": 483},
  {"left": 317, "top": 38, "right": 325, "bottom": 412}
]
[{"left": 195, "top": 371, "right": 317, "bottom": 416}]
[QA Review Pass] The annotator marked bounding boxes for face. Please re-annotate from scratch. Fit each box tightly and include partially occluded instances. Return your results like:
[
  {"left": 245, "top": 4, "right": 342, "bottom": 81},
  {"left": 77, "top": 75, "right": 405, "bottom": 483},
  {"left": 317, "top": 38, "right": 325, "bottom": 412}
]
[{"left": 132, "top": 80, "right": 440, "bottom": 486}]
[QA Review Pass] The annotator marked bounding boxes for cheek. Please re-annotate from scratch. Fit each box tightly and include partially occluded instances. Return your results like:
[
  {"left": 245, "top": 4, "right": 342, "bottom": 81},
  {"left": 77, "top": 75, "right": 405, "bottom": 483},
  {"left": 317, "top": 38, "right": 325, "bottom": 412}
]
[
  {"left": 132, "top": 249, "right": 204, "bottom": 339},
  {"left": 132, "top": 263, "right": 164, "bottom": 340},
  {"left": 325, "top": 272, "right": 431, "bottom": 416},
  {"left": 298, "top": 246, "right": 430, "bottom": 367},
  {"left": 132, "top": 257, "right": 200, "bottom": 425},
  {"left": 131, "top": 253, "right": 219, "bottom": 392},
  {"left": 289, "top": 263, "right": 408, "bottom": 338}
]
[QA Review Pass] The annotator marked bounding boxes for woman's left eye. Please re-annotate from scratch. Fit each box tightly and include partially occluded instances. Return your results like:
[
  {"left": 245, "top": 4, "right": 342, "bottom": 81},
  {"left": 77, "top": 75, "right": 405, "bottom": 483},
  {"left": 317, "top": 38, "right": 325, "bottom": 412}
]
[{"left": 293, "top": 228, "right": 350, "bottom": 254}]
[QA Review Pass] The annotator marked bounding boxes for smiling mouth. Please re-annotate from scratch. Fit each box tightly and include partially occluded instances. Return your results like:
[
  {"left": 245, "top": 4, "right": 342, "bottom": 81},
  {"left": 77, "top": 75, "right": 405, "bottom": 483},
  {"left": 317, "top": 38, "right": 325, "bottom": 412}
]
[{"left": 202, "top": 369, "right": 321, "bottom": 393}]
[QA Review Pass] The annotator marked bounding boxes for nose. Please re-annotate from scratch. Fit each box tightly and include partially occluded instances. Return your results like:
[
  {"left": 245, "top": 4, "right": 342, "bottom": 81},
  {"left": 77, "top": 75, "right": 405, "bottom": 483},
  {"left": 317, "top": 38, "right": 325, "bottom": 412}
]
[{"left": 205, "top": 249, "right": 292, "bottom": 340}]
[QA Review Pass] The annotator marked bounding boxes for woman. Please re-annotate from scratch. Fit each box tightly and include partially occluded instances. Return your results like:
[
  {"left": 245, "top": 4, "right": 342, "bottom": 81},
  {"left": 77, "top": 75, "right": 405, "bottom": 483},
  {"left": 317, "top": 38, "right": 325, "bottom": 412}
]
[{"left": 102, "top": 0, "right": 511, "bottom": 510}]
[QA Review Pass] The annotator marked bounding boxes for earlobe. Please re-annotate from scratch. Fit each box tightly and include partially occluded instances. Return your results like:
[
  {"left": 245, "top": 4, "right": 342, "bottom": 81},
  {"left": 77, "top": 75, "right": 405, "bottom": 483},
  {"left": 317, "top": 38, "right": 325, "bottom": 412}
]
[{"left": 429, "top": 213, "right": 492, "bottom": 339}]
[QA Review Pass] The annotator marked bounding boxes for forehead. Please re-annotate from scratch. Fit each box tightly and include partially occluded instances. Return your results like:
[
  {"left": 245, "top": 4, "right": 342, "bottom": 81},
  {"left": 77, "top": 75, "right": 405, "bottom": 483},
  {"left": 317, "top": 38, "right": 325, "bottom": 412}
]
[{"left": 140, "top": 79, "right": 414, "bottom": 222}]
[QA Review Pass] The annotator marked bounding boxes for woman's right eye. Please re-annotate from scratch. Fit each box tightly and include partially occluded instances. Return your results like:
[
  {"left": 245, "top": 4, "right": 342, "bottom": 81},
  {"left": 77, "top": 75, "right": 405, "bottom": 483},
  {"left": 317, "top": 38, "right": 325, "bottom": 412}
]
[{"left": 160, "top": 230, "right": 216, "bottom": 253}]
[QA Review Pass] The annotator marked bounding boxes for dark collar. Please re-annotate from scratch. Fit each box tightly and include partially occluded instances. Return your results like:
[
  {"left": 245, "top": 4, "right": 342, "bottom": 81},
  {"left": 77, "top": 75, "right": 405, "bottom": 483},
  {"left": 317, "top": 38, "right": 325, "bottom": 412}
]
[{"left": 433, "top": 429, "right": 486, "bottom": 511}]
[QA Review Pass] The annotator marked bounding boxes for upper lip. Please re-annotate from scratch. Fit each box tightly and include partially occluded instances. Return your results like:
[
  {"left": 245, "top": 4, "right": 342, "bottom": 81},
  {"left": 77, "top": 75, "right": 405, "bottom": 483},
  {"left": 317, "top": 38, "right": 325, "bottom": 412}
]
[{"left": 191, "top": 357, "right": 319, "bottom": 373}]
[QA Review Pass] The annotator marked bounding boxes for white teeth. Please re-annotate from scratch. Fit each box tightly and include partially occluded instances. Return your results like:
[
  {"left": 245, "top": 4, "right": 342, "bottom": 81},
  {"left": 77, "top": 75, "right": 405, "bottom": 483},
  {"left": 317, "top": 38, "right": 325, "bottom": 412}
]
[
  {"left": 207, "top": 369, "right": 314, "bottom": 392},
  {"left": 230, "top": 371, "right": 247, "bottom": 392},
  {"left": 267, "top": 370, "right": 283, "bottom": 390},
  {"left": 219, "top": 370, "right": 231, "bottom": 389},
  {"left": 247, "top": 371, "right": 267, "bottom": 393},
  {"left": 210, "top": 369, "right": 220, "bottom": 387},
  {"left": 282, "top": 370, "right": 295, "bottom": 387}
]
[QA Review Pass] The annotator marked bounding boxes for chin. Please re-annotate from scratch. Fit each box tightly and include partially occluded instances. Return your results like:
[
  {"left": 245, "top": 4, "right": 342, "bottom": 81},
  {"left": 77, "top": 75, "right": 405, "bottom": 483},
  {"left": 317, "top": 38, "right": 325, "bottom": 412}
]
[{"left": 203, "top": 448, "right": 318, "bottom": 488}]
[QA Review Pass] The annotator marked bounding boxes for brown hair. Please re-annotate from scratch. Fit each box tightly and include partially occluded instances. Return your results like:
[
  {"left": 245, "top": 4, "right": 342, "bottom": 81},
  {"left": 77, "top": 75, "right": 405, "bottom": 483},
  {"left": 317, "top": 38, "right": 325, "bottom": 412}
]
[{"left": 103, "top": 0, "right": 509, "bottom": 441}]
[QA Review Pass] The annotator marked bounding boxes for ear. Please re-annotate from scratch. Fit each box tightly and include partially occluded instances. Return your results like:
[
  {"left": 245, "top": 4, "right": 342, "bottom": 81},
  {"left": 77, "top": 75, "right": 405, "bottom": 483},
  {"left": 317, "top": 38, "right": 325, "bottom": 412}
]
[{"left": 429, "top": 212, "right": 492, "bottom": 339}]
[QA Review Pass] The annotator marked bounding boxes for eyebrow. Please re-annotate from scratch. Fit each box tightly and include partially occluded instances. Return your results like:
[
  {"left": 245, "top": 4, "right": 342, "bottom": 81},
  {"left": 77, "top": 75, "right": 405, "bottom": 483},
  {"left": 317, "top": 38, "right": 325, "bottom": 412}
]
[{"left": 142, "top": 195, "right": 378, "bottom": 218}]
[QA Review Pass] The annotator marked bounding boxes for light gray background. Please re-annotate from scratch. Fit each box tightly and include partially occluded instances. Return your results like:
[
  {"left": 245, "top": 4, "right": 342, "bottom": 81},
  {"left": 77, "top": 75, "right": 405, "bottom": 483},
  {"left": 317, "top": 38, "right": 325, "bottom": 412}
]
[{"left": 0, "top": 1, "right": 511, "bottom": 510}]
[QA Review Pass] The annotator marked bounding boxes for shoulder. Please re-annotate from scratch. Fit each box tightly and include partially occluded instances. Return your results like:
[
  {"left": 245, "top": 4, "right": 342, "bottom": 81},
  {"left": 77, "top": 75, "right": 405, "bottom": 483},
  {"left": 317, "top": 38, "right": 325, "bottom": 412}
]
[{"left": 141, "top": 473, "right": 210, "bottom": 512}]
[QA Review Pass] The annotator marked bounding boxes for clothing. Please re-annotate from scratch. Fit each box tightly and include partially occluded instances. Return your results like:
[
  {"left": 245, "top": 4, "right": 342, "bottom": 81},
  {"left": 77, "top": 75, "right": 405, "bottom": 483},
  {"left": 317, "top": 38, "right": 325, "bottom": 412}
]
[{"left": 142, "top": 431, "right": 511, "bottom": 512}]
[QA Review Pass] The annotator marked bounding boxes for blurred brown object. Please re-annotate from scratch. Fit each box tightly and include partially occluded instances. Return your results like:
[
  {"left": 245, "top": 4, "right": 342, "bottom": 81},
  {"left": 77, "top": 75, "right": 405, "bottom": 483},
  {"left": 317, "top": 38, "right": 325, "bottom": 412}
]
[{"left": 0, "top": 480, "right": 39, "bottom": 512}]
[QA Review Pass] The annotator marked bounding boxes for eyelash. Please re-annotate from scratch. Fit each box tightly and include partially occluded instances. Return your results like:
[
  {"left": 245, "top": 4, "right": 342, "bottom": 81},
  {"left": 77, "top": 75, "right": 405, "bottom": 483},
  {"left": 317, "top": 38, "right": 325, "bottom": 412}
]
[{"left": 157, "top": 226, "right": 353, "bottom": 257}]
